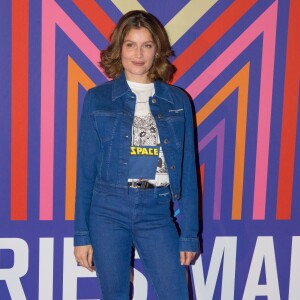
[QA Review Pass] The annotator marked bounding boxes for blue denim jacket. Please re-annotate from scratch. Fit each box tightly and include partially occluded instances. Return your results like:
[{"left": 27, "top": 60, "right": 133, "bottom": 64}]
[{"left": 74, "top": 72, "right": 199, "bottom": 252}]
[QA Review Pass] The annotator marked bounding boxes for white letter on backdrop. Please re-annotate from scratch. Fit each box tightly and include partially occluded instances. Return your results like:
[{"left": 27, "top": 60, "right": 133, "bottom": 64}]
[
  {"left": 0, "top": 238, "right": 28, "bottom": 300},
  {"left": 39, "top": 238, "right": 54, "bottom": 300},
  {"left": 243, "top": 236, "right": 280, "bottom": 300},
  {"left": 62, "top": 238, "right": 97, "bottom": 300},
  {"left": 192, "top": 236, "right": 237, "bottom": 300},
  {"left": 289, "top": 236, "right": 300, "bottom": 300}
]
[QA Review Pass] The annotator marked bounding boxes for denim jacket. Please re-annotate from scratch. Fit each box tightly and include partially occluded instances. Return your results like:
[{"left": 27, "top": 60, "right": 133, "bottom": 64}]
[{"left": 74, "top": 72, "right": 199, "bottom": 252}]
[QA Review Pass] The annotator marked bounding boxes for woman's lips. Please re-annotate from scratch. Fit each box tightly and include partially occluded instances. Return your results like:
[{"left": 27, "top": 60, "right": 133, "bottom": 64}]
[{"left": 132, "top": 61, "right": 145, "bottom": 66}]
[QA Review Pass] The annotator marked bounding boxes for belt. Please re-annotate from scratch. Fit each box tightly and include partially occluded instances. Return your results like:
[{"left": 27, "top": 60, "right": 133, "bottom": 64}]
[{"left": 128, "top": 180, "right": 156, "bottom": 189}]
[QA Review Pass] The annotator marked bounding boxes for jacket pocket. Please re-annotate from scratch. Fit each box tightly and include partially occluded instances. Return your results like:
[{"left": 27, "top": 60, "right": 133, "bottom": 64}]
[
  {"left": 92, "top": 110, "right": 120, "bottom": 143},
  {"left": 92, "top": 110, "right": 120, "bottom": 179}
]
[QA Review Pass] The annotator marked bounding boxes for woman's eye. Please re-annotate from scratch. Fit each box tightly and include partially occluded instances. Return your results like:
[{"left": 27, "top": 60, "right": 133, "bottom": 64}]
[
  {"left": 125, "top": 42, "right": 135, "bottom": 49},
  {"left": 144, "top": 44, "right": 153, "bottom": 48}
]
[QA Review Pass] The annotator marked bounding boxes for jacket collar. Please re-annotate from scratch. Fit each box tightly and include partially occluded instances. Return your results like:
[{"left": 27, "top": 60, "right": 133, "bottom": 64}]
[{"left": 112, "top": 72, "right": 173, "bottom": 104}]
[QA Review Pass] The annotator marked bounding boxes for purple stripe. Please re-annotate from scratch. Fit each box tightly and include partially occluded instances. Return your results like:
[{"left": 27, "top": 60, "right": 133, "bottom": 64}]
[{"left": 198, "top": 119, "right": 225, "bottom": 220}]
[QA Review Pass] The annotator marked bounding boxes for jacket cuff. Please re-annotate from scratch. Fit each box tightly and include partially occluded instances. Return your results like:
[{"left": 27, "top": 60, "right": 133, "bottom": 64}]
[
  {"left": 179, "top": 237, "right": 199, "bottom": 252},
  {"left": 74, "top": 231, "right": 91, "bottom": 246}
]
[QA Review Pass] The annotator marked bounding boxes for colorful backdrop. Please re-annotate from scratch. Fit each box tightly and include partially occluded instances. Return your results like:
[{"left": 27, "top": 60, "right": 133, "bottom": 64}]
[{"left": 0, "top": 0, "right": 299, "bottom": 299}]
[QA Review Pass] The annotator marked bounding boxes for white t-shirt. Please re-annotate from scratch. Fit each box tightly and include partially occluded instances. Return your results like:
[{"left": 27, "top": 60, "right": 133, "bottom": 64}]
[{"left": 127, "top": 80, "right": 170, "bottom": 186}]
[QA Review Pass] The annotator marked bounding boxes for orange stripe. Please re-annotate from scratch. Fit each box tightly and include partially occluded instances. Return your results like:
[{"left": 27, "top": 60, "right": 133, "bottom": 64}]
[
  {"left": 72, "top": 0, "right": 115, "bottom": 41},
  {"left": 172, "top": 0, "right": 257, "bottom": 83},
  {"left": 231, "top": 64, "right": 249, "bottom": 220},
  {"left": 276, "top": 0, "right": 300, "bottom": 220},
  {"left": 11, "top": 0, "right": 29, "bottom": 220},
  {"left": 65, "top": 57, "right": 95, "bottom": 220}
]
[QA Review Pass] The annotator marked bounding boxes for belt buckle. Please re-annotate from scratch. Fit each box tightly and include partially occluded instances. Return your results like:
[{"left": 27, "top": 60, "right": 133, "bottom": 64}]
[
  {"left": 136, "top": 180, "right": 148, "bottom": 189},
  {"left": 128, "top": 180, "right": 151, "bottom": 189}
]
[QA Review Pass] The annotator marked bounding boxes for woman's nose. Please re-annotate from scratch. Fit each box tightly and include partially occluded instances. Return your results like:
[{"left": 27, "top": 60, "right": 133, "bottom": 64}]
[{"left": 135, "top": 47, "right": 143, "bottom": 58}]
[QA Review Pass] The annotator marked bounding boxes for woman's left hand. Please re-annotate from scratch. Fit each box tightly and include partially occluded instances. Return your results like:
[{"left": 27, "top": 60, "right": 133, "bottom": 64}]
[{"left": 180, "top": 251, "right": 197, "bottom": 265}]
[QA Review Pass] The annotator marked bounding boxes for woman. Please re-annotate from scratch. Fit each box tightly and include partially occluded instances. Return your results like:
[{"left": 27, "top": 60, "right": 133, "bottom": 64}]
[{"left": 74, "top": 10, "right": 199, "bottom": 300}]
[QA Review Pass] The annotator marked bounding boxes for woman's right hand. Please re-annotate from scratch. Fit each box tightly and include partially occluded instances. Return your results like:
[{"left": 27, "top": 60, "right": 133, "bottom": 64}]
[{"left": 74, "top": 245, "right": 95, "bottom": 272}]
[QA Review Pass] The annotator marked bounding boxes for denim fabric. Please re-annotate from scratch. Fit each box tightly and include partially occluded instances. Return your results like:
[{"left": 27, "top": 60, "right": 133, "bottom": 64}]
[
  {"left": 89, "top": 183, "right": 188, "bottom": 300},
  {"left": 74, "top": 72, "right": 199, "bottom": 252}
]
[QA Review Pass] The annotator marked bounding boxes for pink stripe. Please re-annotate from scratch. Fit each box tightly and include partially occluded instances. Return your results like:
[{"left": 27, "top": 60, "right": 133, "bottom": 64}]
[
  {"left": 40, "top": 0, "right": 55, "bottom": 220},
  {"left": 187, "top": 1, "right": 277, "bottom": 220},
  {"left": 40, "top": 0, "right": 105, "bottom": 220},
  {"left": 198, "top": 119, "right": 225, "bottom": 220},
  {"left": 252, "top": 3, "right": 277, "bottom": 219}
]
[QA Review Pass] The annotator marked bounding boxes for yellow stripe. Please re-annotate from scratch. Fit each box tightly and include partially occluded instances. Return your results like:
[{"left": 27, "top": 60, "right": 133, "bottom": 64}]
[
  {"left": 65, "top": 56, "right": 95, "bottom": 220},
  {"left": 166, "top": 0, "right": 218, "bottom": 45},
  {"left": 111, "top": 0, "right": 145, "bottom": 13},
  {"left": 111, "top": 0, "right": 218, "bottom": 45}
]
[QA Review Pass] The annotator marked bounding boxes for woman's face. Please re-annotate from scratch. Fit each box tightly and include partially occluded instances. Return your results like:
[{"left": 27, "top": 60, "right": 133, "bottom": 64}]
[{"left": 121, "top": 27, "right": 157, "bottom": 83}]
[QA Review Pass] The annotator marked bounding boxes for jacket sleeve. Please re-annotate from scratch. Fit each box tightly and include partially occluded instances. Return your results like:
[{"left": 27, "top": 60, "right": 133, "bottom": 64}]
[
  {"left": 74, "top": 90, "right": 99, "bottom": 246},
  {"left": 178, "top": 94, "right": 200, "bottom": 252}
]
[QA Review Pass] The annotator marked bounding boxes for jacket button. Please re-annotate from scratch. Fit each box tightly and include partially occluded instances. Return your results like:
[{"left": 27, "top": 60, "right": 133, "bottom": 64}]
[
  {"left": 170, "top": 165, "right": 175, "bottom": 170},
  {"left": 164, "top": 138, "right": 169, "bottom": 144},
  {"left": 174, "top": 194, "right": 178, "bottom": 199},
  {"left": 152, "top": 98, "right": 157, "bottom": 103},
  {"left": 157, "top": 113, "right": 162, "bottom": 119}
]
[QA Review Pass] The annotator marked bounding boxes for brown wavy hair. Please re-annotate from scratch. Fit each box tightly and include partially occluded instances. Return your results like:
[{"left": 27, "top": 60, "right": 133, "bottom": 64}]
[{"left": 100, "top": 10, "right": 176, "bottom": 83}]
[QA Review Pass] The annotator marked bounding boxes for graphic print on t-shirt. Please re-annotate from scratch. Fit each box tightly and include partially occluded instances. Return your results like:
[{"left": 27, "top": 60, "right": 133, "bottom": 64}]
[
  {"left": 128, "top": 112, "right": 169, "bottom": 185},
  {"left": 132, "top": 114, "right": 157, "bottom": 145},
  {"left": 128, "top": 113, "right": 159, "bottom": 179}
]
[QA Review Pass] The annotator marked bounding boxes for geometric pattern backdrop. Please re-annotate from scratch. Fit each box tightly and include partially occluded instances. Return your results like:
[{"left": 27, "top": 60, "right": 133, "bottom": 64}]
[{"left": 0, "top": 0, "right": 299, "bottom": 299}]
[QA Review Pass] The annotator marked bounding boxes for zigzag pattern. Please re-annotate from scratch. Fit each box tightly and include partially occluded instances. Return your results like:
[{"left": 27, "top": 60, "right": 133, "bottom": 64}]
[{"left": 5, "top": 0, "right": 298, "bottom": 222}]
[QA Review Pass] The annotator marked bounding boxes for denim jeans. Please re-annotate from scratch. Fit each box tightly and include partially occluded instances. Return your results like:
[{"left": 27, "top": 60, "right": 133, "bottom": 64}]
[{"left": 89, "top": 183, "right": 188, "bottom": 300}]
